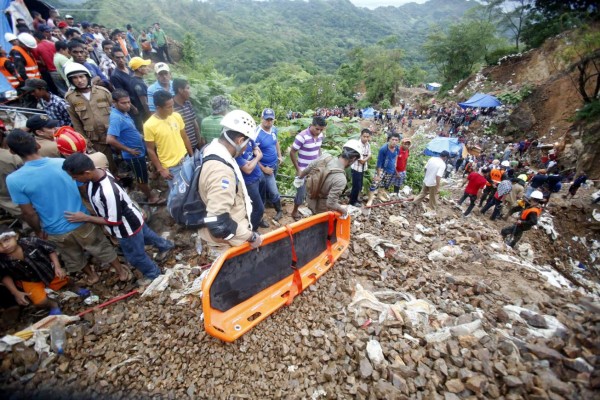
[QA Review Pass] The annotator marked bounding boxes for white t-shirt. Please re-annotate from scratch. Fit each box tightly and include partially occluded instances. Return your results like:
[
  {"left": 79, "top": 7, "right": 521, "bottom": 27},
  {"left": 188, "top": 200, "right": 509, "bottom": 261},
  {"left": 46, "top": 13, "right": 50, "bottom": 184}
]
[{"left": 423, "top": 157, "right": 446, "bottom": 187}]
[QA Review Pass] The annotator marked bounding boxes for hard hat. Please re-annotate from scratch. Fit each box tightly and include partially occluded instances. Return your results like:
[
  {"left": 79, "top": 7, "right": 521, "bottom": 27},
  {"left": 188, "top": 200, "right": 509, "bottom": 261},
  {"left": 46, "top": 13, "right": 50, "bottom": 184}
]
[
  {"left": 64, "top": 62, "right": 91, "bottom": 79},
  {"left": 342, "top": 139, "right": 362, "bottom": 156},
  {"left": 54, "top": 126, "right": 87, "bottom": 156},
  {"left": 517, "top": 174, "right": 528, "bottom": 182},
  {"left": 220, "top": 110, "right": 257, "bottom": 140},
  {"left": 501, "top": 160, "right": 510, "bottom": 167},
  {"left": 17, "top": 33, "right": 37, "bottom": 49},
  {"left": 4, "top": 32, "right": 17, "bottom": 42},
  {"left": 530, "top": 190, "right": 544, "bottom": 200}
]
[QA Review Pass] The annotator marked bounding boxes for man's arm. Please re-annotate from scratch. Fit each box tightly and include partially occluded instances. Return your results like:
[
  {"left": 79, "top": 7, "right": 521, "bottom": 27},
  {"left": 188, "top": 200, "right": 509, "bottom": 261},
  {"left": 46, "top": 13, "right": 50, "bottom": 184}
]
[
  {"left": 290, "top": 148, "right": 300, "bottom": 174},
  {"left": 239, "top": 148, "right": 262, "bottom": 174},
  {"left": 180, "top": 129, "right": 193, "bottom": 156},
  {"left": 19, "top": 204, "right": 44, "bottom": 238},
  {"left": 326, "top": 177, "right": 347, "bottom": 214},
  {"left": 145, "top": 140, "right": 171, "bottom": 179},
  {"left": 107, "top": 135, "right": 141, "bottom": 157}
]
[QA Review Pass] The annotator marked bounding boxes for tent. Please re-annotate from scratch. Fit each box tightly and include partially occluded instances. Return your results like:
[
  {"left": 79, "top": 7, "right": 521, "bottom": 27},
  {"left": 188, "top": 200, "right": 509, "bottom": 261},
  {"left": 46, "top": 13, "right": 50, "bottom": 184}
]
[
  {"left": 426, "top": 82, "right": 442, "bottom": 91},
  {"left": 423, "top": 137, "right": 463, "bottom": 157},
  {"left": 458, "top": 93, "right": 502, "bottom": 109},
  {"left": 362, "top": 107, "right": 374, "bottom": 119}
]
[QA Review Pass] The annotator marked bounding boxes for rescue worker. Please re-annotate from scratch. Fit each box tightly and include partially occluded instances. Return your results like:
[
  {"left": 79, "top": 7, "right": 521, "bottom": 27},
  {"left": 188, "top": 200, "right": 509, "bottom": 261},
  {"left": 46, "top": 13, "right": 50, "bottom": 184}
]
[
  {"left": 64, "top": 63, "right": 116, "bottom": 173},
  {"left": 9, "top": 33, "right": 41, "bottom": 87},
  {"left": 0, "top": 46, "right": 19, "bottom": 89},
  {"left": 501, "top": 190, "right": 544, "bottom": 248},
  {"left": 198, "top": 110, "right": 264, "bottom": 251},
  {"left": 298, "top": 139, "right": 361, "bottom": 216}
]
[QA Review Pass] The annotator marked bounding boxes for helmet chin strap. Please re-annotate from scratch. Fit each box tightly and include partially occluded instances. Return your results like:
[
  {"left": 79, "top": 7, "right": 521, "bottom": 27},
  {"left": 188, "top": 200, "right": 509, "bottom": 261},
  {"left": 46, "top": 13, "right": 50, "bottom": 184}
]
[{"left": 224, "top": 130, "right": 249, "bottom": 155}]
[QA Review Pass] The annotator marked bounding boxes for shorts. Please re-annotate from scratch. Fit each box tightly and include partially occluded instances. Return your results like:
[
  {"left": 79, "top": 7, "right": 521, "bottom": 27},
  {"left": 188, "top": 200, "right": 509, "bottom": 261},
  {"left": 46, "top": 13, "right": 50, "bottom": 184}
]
[
  {"left": 370, "top": 172, "right": 395, "bottom": 191},
  {"left": 125, "top": 157, "right": 149, "bottom": 184},
  {"left": 47, "top": 223, "right": 117, "bottom": 273},
  {"left": 20, "top": 276, "right": 68, "bottom": 305},
  {"left": 391, "top": 171, "right": 406, "bottom": 188}
]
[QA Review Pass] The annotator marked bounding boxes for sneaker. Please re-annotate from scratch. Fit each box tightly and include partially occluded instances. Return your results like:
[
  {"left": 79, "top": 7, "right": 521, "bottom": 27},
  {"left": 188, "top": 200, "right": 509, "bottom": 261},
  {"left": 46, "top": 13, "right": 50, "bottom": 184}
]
[{"left": 259, "top": 220, "right": 269, "bottom": 228}]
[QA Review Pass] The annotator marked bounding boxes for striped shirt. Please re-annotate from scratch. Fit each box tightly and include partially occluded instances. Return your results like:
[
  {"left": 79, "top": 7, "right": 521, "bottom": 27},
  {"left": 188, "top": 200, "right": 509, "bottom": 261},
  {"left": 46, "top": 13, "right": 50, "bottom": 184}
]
[
  {"left": 292, "top": 128, "right": 323, "bottom": 171},
  {"left": 351, "top": 141, "right": 371, "bottom": 173},
  {"left": 88, "top": 170, "right": 144, "bottom": 239},
  {"left": 174, "top": 100, "right": 199, "bottom": 149}
]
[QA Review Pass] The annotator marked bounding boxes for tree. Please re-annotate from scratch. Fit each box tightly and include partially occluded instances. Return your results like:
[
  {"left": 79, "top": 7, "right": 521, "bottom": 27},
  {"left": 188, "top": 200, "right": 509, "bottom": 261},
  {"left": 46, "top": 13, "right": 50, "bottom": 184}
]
[
  {"left": 360, "top": 46, "right": 404, "bottom": 104},
  {"left": 424, "top": 20, "right": 498, "bottom": 85},
  {"left": 560, "top": 27, "right": 600, "bottom": 104}
]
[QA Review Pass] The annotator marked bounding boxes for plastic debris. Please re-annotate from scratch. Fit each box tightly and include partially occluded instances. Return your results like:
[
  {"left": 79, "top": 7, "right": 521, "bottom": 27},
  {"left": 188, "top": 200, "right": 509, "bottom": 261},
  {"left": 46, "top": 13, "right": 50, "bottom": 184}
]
[
  {"left": 366, "top": 339, "right": 385, "bottom": 366},
  {"left": 428, "top": 245, "right": 463, "bottom": 261},
  {"left": 357, "top": 233, "right": 400, "bottom": 259},
  {"left": 389, "top": 215, "right": 409, "bottom": 227}
]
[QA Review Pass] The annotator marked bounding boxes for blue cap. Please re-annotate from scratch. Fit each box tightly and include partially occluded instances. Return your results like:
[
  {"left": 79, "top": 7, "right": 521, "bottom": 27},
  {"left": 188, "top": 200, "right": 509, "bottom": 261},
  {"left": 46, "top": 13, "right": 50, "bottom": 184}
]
[{"left": 262, "top": 108, "right": 275, "bottom": 120}]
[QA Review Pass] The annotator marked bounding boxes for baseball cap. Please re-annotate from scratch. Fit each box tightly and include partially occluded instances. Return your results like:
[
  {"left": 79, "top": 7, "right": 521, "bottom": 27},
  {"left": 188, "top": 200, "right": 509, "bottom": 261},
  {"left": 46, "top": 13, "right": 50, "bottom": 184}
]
[
  {"left": 38, "top": 24, "right": 51, "bottom": 32},
  {"left": 21, "top": 78, "right": 48, "bottom": 92},
  {"left": 154, "top": 62, "right": 170, "bottom": 74},
  {"left": 57, "top": 21, "right": 68, "bottom": 28},
  {"left": 65, "top": 15, "right": 73, "bottom": 19},
  {"left": 81, "top": 21, "right": 90, "bottom": 29},
  {"left": 262, "top": 108, "right": 275, "bottom": 120},
  {"left": 26, "top": 114, "right": 59, "bottom": 131},
  {"left": 129, "top": 57, "right": 151, "bottom": 71}
]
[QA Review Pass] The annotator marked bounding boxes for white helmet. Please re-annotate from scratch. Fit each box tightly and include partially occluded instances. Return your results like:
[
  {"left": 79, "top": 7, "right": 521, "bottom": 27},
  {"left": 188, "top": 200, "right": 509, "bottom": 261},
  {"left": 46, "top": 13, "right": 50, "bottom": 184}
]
[
  {"left": 530, "top": 190, "right": 544, "bottom": 200},
  {"left": 501, "top": 160, "right": 510, "bottom": 167},
  {"left": 17, "top": 33, "right": 37, "bottom": 49},
  {"left": 64, "top": 62, "right": 91, "bottom": 79},
  {"left": 4, "top": 32, "right": 17, "bottom": 42},
  {"left": 343, "top": 139, "right": 362, "bottom": 156},
  {"left": 492, "top": 159, "right": 500, "bottom": 165},
  {"left": 220, "top": 110, "right": 258, "bottom": 140}
]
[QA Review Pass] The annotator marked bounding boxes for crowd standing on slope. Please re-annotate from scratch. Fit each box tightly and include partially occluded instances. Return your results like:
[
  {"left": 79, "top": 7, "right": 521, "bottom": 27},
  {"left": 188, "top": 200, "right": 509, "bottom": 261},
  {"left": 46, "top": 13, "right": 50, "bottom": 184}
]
[{"left": 0, "top": 11, "right": 594, "bottom": 318}]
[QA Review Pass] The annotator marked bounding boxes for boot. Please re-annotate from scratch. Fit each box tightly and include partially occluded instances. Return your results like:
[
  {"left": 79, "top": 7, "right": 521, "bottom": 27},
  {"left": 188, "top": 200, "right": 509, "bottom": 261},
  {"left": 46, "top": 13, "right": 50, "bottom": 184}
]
[
  {"left": 366, "top": 191, "right": 376, "bottom": 207},
  {"left": 273, "top": 200, "right": 283, "bottom": 221}
]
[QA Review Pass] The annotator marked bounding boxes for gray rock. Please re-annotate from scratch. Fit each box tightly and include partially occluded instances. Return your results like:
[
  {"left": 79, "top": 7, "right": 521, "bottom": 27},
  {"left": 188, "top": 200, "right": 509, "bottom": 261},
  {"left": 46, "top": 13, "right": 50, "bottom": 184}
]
[
  {"left": 504, "top": 375, "right": 523, "bottom": 387},
  {"left": 359, "top": 357, "right": 373, "bottom": 378},
  {"left": 520, "top": 311, "right": 549, "bottom": 329}
]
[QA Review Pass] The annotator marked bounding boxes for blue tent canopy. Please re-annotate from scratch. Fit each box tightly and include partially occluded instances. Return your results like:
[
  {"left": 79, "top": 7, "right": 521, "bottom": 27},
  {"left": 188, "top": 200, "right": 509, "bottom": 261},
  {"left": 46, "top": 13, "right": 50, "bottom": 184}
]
[
  {"left": 424, "top": 137, "right": 463, "bottom": 157},
  {"left": 362, "top": 107, "right": 374, "bottom": 119},
  {"left": 458, "top": 93, "right": 502, "bottom": 109}
]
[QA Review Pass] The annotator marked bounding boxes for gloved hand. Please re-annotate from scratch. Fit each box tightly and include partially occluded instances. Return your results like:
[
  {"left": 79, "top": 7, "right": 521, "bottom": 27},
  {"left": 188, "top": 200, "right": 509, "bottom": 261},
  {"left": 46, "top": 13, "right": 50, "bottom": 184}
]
[
  {"left": 293, "top": 176, "right": 305, "bottom": 188},
  {"left": 250, "top": 234, "right": 263, "bottom": 249},
  {"left": 339, "top": 212, "right": 349, "bottom": 220}
]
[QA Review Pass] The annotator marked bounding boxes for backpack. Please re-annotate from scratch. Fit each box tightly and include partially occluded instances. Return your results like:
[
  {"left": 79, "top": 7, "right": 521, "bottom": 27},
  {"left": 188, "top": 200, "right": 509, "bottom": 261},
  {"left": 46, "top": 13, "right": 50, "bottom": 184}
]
[
  {"left": 305, "top": 154, "right": 344, "bottom": 200},
  {"left": 167, "top": 149, "right": 234, "bottom": 228}
]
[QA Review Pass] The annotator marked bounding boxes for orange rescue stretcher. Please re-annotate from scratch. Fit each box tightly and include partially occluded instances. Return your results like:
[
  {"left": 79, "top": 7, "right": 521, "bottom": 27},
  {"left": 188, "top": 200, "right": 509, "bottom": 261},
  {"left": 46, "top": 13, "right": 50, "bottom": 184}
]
[{"left": 201, "top": 211, "right": 351, "bottom": 342}]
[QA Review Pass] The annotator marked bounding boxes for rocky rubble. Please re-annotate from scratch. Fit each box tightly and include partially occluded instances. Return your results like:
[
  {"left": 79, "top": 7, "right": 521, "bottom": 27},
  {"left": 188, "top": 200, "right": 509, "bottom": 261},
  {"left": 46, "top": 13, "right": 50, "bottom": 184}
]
[{"left": 1, "top": 180, "right": 600, "bottom": 399}]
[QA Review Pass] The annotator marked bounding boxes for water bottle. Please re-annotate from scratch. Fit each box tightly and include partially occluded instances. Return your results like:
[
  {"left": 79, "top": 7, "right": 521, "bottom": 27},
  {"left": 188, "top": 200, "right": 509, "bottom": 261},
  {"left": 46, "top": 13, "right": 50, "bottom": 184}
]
[{"left": 50, "top": 320, "right": 66, "bottom": 355}]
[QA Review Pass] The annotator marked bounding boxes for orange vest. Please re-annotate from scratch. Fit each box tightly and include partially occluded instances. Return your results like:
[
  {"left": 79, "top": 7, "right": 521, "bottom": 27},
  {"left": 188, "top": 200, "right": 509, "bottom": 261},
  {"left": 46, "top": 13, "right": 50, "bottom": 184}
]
[
  {"left": 0, "top": 57, "right": 19, "bottom": 89},
  {"left": 11, "top": 45, "right": 41, "bottom": 81},
  {"left": 490, "top": 168, "right": 503, "bottom": 184},
  {"left": 520, "top": 206, "right": 541, "bottom": 221}
]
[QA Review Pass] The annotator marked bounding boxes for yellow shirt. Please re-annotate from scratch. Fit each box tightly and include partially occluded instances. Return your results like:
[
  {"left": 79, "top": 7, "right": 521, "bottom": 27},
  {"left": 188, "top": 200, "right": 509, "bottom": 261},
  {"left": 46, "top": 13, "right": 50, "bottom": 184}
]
[{"left": 143, "top": 112, "right": 187, "bottom": 168}]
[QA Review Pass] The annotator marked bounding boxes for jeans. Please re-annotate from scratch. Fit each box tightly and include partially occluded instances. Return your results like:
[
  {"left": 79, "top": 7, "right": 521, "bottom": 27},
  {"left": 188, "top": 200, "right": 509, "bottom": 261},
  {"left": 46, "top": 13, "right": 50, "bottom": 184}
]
[
  {"left": 166, "top": 164, "right": 183, "bottom": 205},
  {"left": 246, "top": 178, "right": 265, "bottom": 230},
  {"left": 295, "top": 181, "right": 306, "bottom": 206},
  {"left": 262, "top": 165, "right": 281, "bottom": 204},
  {"left": 118, "top": 224, "right": 173, "bottom": 279},
  {"left": 458, "top": 192, "right": 477, "bottom": 216},
  {"left": 349, "top": 170, "right": 364, "bottom": 205}
]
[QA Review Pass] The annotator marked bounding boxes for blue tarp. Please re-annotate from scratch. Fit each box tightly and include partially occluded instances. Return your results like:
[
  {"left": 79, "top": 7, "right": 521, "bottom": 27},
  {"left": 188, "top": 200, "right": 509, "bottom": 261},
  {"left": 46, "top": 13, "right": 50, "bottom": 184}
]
[
  {"left": 426, "top": 83, "right": 441, "bottom": 91},
  {"left": 362, "top": 107, "right": 374, "bottom": 119},
  {"left": 459, "top": 93, "right": 502, "bottom": 109},
  {"left": 1, "top": 0, "right": 14, "bottom": 51},
  {"left": 424, "top": 137, "right": 463, "bottom": 157}
]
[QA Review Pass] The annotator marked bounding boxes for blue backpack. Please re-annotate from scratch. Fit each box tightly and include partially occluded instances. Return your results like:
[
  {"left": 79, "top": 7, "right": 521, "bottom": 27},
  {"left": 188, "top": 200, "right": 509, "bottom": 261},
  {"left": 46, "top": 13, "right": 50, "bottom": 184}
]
[{"left": 167, "top": 149, "right": 233, "bottom": 228}]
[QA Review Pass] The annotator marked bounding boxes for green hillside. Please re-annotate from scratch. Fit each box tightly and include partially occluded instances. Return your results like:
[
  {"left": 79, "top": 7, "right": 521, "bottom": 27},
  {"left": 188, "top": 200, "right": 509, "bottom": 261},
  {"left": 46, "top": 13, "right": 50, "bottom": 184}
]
[{"left": 59, "top": 0, "right": 476, "bottom": 82}]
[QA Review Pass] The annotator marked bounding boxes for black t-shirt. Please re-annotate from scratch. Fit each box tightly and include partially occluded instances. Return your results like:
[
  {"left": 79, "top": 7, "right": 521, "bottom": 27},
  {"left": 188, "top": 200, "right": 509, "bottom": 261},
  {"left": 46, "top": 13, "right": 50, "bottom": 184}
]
[
  {"left": 130, "top": 75, "right": 148, "bottom": 119},
  {"left": 0, "top": 237, "right": 56, "bottom": 284},
  {"left": 110, "top": 68, "right": 133, "bottom": 93}
]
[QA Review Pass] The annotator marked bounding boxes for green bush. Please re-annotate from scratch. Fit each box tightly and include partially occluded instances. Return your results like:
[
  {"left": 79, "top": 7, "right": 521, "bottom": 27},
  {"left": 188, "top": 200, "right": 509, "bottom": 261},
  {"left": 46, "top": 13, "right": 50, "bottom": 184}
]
[
  {"left": 575, "top": 100, "right": 600, "bottom": 122},
  {"left": 485, "top": 47, "right": 519, "bottom": 65}
]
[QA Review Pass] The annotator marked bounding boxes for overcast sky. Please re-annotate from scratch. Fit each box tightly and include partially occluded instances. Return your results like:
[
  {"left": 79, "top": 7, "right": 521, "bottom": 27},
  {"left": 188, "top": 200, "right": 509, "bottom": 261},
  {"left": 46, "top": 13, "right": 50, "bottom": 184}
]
[{"left": 349, "top": 0, "right": 428, "bottom": 8}]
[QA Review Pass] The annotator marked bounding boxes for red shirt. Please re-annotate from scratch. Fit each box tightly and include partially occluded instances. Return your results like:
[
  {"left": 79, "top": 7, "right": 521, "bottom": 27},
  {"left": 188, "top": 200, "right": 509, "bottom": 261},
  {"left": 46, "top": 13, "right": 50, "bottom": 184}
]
[
  {"left": 32, "top": 40, "right": 57, "bottom": 72},
  {"left": 395, "top": 147, "right": 410, "bottom": 173},
  {"left": 465, "top": 172, "right": 488, "bottom": 195}
]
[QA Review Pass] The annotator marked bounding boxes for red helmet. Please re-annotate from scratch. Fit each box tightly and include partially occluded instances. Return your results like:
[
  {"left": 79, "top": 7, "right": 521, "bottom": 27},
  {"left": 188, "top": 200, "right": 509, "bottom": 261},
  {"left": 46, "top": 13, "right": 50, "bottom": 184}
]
[{"left": 54, "top": 126, "right": 87, "bottom": 156}]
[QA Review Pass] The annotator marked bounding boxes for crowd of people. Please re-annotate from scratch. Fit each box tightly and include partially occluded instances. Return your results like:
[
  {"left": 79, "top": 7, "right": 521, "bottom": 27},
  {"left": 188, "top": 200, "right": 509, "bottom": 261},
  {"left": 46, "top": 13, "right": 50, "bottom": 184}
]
[{"left": 0, "top": 12, "right": 594, "bottom": 317}]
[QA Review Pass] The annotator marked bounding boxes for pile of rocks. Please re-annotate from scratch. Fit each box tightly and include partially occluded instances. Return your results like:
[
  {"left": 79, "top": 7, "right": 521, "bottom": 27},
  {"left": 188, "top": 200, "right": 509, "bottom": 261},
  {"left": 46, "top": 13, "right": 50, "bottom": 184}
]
[{"left": 1, "top": 182, "right": 599, "bottom": 399}]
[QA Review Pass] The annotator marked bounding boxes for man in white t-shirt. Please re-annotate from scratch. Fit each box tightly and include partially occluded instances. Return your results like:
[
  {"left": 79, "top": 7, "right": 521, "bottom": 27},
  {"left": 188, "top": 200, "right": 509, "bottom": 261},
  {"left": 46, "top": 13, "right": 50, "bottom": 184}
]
[{"left": 411, "top": 150, "right": 449, "bottom": 211}]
